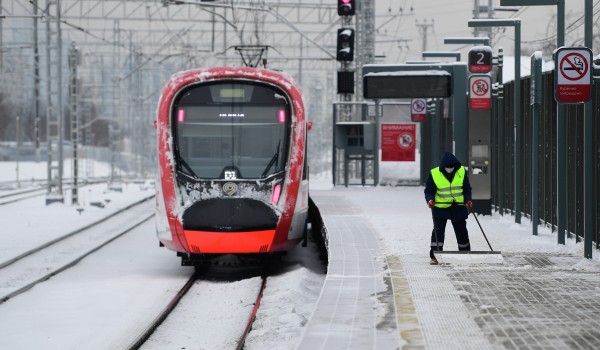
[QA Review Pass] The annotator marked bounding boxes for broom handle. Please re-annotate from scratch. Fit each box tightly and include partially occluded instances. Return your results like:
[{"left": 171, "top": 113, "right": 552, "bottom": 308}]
[
  {"left": 430, "top": 208, "right": 441, "bottom": 255},
  {"left": 467, "top": 206, "right": 495, "bottom": 252}
]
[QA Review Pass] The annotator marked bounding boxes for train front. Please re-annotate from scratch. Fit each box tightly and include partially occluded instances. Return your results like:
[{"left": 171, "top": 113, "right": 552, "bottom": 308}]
[{"left": 155, "top": 67, "right": 307, "bottom": 262}]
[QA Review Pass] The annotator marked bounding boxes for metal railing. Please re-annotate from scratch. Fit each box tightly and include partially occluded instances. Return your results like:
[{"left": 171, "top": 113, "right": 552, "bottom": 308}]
[{"left": 492, "top": 70, "right": 599, "bottom": 247}]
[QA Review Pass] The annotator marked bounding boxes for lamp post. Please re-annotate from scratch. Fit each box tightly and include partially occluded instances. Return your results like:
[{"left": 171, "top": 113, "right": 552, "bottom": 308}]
[
  {"left": 468, "top": 18, "right": 522, "bottom": 224},
  {"left": 583, "top": 0, "right": 593, "bottom": 258},
  {"left": 500, "top": 0, "right": 568, "bottom": 246},
  {"left": 443, "top": 37, "right": 490, "bottom": 46},
  {"left": 422, "top": 51, "right": 461, "bottom": 61},
  {"left": 420, "top": 51, "right": 461, "bottom": 169}
]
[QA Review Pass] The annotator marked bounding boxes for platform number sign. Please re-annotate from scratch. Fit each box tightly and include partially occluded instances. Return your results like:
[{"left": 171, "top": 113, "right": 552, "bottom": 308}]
[
  {"left": 554, "top": 47, "right": 592, "bottom": 104},
  {"left": 468, "top": 46, "right": 492, "bottom": 73}
]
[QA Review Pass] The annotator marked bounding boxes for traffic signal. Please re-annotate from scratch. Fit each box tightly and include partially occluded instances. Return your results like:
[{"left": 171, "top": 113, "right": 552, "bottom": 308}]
[
  {"left": 336, "top": 28, "right": 354, "bottom": 61},
  {"left": 338, "top": 0, "right": 355, "bottom": 16}
]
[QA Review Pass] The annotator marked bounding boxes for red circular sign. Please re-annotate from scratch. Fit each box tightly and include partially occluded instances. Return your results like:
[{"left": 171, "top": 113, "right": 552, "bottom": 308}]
[
  {"left": 398, "top": 132, "right": 414, "bottom": 149},
  {"left": 412, "top": 99, "right": 426, "bottom": 113},
  {"left": 471, "top": 79, "right": 489, "bottom": 96},
  {"left": 559, "top": 53, "right": 588, "bottom": 81}
]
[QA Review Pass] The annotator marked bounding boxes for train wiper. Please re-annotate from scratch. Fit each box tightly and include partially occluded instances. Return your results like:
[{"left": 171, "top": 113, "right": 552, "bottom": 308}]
[
  {"left": 178, "top": 155, "right": 199, "bottom": 179},
  {"left": 261, "top": 141, "right": 280, "bottom": 178}
]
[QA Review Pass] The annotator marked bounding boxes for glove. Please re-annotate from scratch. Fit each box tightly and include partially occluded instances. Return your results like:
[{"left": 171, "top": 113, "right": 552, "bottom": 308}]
[
  {"left": 428, "top": 200, "right": 435, "bottom": 208},
  {"left": 466, "top": 200, "right": 473, "bottom": 209}
]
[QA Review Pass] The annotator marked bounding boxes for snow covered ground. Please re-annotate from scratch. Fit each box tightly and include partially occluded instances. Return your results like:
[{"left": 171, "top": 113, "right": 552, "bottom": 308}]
[
  {"left": 1, "top": 160, "right": 598, "bottom": 350},
  {"left": 0, "top": 160, "right": 325, "bottom": 350}
]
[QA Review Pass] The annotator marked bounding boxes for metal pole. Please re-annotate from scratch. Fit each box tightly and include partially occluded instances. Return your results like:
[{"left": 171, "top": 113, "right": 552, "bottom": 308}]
[
  {"left": 57, "top": 0, "right": 64, "bottom": 195},
  {"left": 332, "top": 104, "right": 337, "bottom": 186},
  {"left": 497, "top": 48, "right": 505, "bottom": 215},
  {"left": 531, "top": 52, "right": 542, "bottom": 236},
  {"left": 374, "top": 99, "right": 380, "bottom": 186},
  {"left": 453, "top": 64, "right": 469, "bottom": 164},
  {"left": 556, "top": 0, "right": 567, "bottom": 244},
  {"left": 431, "top": 99, "right": 439, "bottom": 166},
  {"left": 583, "top": 0, "right": 593, "bottom": 258},
  {"left": 514, "top": 20, "right": 522, "bottom": 224},
  {"left": 33, "top": 0, "right": 41, "bottom": 162},
  {"left": 556, "top": 0, "right": 566, "bottom": 244},
  {"left": 16, "top": 115, "right": 20, "bottom": 188},
  {"left": 69, "top": 42, "right": 79, "bottom": 205}
]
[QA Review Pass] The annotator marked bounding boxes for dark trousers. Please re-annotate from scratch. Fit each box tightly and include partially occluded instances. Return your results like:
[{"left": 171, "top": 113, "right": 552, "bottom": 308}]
[{"left": 430, "top": 217, "right": 470, "bottom": 259}]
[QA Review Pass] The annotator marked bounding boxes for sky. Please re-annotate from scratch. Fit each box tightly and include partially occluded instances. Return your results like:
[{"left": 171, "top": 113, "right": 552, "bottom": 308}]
[{"left": 377, "top": 0, "right": 588, "bottom": 63}]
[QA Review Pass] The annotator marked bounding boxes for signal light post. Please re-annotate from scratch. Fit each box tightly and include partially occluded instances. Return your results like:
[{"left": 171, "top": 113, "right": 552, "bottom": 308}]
[
  {"left": 336, "top": 0, "right": 355, "bottom": 96},
  {"left": 336, "top": 28, "right": 354, "bottom": 61},
  {"left": 338, "top": 0, "right": 355, "bottom": 16}
]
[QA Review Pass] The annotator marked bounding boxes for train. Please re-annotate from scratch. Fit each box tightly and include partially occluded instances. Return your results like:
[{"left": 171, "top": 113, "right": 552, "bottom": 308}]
[{"left": 155, "top": 66, "right": 309, "bottom": 267}]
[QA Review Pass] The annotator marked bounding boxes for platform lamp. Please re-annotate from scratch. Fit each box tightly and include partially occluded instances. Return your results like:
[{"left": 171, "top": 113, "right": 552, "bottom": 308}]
[
  {"left": 443, "top": 37, "right": 490, "bottom": 46},
  {"left": 422, "top": 51, "right": 461, "bottom": 62},
  {"left": 499, "top": 0, "right": 570, "bottom": 249},
  {"left": 468, "top": 18, "right": 522, "bottom": 224}
]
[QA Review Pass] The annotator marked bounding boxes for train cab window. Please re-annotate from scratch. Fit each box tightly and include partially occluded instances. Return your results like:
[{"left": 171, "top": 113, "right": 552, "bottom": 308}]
[{"left": 173, "top": 82, "right": 291, "bottom": 180}]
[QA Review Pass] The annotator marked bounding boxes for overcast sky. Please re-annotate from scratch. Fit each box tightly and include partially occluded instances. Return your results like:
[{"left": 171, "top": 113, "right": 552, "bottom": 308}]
[{"left": 375, "top": 0, "right": 588, "bottom": 63}]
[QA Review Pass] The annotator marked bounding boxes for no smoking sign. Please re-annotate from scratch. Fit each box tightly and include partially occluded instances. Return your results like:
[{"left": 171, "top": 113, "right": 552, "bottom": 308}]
[
  {"left": 411, "top": 98, "right": 427, "bottom": 122},
  {"left": 554, "top": 47, "right": 592, "bottom": 104}
]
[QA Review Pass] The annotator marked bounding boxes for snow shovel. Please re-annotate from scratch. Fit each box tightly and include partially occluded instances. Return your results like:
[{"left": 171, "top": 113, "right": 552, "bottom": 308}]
[{"left": 432, "top": 206, "right": 504, "bottom": 265}]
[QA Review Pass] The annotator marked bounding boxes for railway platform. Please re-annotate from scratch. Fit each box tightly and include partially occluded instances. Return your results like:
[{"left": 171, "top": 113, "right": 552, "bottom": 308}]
[{"left": 298, "top": 186, "right": 600, "bottom": 350}]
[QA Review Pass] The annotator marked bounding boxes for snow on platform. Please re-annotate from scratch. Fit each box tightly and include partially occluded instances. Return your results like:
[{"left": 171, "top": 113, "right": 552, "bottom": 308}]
[
  {"left": 299, "top": 185, "right": 600, "bottom": 349},
  {"left": 296, "top": 192, "right": 399, "bottom": 349}
]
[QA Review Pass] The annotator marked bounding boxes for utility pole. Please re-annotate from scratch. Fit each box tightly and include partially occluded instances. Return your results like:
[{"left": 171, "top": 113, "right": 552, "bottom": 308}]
[
  {"left": 45, "top": 0, "right": 65, "bottom": 204},
  {"left": 69, "top": 42, "right": 80, "bottom": 205},
  {"left": 473, "top": 0, "right": 495, "bottom": 44},
  {"left": 355, "top": 0, "right": 375, "bottom": 102},
  {"left": 416, "top": 19, "right": 434, "bottom": 53},
  {"left": 33, "top": 0, "right": 41, "bottom": 162}
]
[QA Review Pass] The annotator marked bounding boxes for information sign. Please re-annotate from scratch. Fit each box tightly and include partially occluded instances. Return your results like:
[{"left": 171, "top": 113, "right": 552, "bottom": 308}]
[
  {"left": 468, "top": 74, "right": 491, "bottom": 110},
  {"left": 554, "top": 47, "right": 592, "bottom": 104},
  {"left": 381, "top": 124, "right": 416, "bottom": 161}
]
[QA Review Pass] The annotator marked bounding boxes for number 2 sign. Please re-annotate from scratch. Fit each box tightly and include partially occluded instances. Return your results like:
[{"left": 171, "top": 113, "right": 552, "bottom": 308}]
[{"left": 468, "top": 46, "right": 492, "bottom": 73}]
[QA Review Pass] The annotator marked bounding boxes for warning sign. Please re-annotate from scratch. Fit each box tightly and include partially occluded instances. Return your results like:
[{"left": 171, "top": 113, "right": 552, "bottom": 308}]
[
  {"left": 411, "top": 98, "right": 427, "bottom": 122},
  {"left": 469, "top": 74, "right": 492, "bottom": 110},
  {"left": 554, "top": 47, "right": 592, "bottom": 104},
  {"left": 381, "top": 124, "right": 416, "bottom": 162}
]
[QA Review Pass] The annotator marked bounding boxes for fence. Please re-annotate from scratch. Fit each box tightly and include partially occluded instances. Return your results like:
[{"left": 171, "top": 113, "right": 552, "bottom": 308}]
[{"left": 493, "top": 70, "right": 599, "bottom": 247}]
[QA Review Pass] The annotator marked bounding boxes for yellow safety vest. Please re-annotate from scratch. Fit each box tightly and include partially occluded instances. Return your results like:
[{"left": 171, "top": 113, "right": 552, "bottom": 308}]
[{"left": 431, "top": 166, "right": 465, "bottom": 208}]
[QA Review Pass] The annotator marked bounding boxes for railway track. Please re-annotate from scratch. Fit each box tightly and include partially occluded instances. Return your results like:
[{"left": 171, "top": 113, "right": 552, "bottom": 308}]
[
  {"left": 0, "top": 178, "right": 110, "bottom": 206},
  {"left": 0, "top": 196, "right": 154, "bottom": 303},
  {"left": 127, "top": 270, "right": 269, "bottom": 350}
]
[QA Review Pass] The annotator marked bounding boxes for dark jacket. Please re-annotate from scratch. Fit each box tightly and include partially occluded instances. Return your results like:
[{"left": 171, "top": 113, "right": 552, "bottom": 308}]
[{"left": 424, "top": 152, "right": 472, "bottom": 220}]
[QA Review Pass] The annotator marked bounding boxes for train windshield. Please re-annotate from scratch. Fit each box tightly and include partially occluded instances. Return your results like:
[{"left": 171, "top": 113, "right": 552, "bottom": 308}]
[{"left": 173, "top": 81, "right": 291, "bottom": 180}]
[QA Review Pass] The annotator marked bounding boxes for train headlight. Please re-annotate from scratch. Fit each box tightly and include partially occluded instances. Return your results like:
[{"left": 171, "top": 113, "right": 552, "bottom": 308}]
[{"left": 272, "top": 183, "right": 282, "bottom": 205}]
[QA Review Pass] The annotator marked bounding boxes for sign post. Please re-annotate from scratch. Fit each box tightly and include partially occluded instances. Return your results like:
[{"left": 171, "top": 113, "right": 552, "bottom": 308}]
[
  {"left": 554, "top": 47, "right": 592, "bottom": 104},
  {"left": 468, "top": 75, "right": 492, "bottom": 110},
  {"left": 411, "top": 98, "right": 427, "bottom": 122}
]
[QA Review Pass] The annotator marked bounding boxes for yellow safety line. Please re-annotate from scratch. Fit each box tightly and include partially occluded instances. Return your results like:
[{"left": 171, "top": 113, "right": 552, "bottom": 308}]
[{"left": 387, "top": 255, "right": 425, "bottom": 350}]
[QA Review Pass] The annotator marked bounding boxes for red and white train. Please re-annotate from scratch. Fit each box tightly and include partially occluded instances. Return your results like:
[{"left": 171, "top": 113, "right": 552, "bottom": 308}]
[{"left": 155, "top": 67, "right": 309, "bottom": 267}]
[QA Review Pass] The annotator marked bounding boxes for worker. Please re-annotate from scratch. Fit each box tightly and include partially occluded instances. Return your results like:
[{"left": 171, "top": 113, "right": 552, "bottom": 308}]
[{"left": 424, "top": 152, "right": 473, "bottom": 265}]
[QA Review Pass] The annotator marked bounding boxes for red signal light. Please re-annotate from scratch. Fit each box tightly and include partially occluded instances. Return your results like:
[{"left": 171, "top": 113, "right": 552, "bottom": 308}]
[{"left": 338, "top": 0, "right": 355, "bottom": 16}]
